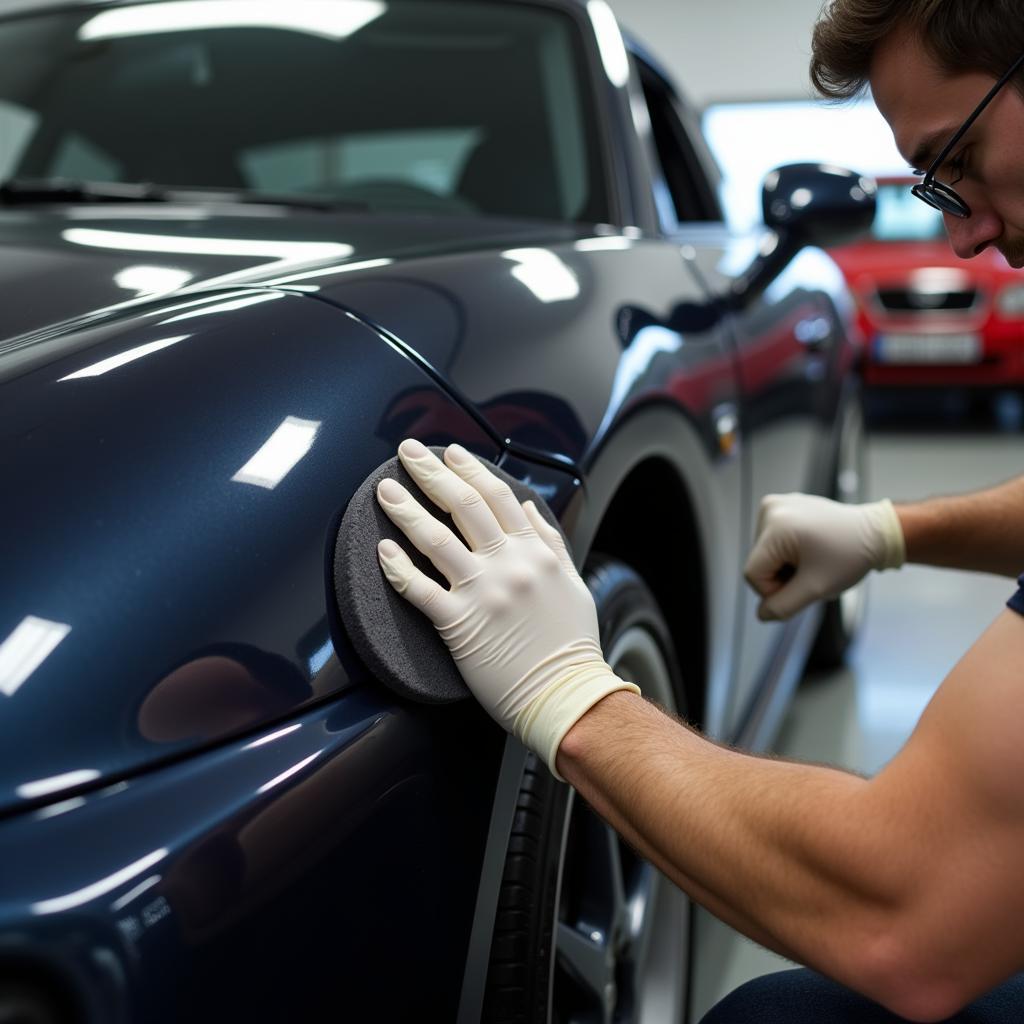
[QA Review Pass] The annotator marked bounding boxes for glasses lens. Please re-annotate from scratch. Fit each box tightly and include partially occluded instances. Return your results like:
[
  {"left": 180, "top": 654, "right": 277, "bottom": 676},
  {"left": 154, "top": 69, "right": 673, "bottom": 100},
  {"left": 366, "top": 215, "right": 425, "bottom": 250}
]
[{"left": 911, "top": 181, "right": 970, "bottom": 219}]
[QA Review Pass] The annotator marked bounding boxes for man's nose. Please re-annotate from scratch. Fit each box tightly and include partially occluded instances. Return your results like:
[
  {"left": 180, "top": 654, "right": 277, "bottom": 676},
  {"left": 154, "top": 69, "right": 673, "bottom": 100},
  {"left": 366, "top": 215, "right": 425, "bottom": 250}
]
[{"left": 943, "top": 206, "right": 1002, "bottom": 260}]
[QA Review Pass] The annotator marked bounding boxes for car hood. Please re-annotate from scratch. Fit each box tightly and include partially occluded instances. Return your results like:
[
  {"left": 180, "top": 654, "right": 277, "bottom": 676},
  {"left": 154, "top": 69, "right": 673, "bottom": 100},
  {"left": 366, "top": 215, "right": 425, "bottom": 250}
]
[
  {"left": 0, "top": 204, "right": 577, "bottom": 343},
  {"left": 830, "top": 238, "right": 1017, "bottom": 292}
]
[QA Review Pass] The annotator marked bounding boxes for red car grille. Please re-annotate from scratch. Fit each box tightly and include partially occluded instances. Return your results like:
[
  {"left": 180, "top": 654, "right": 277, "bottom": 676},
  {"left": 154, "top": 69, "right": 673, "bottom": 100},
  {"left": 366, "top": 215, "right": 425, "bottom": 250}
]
[{"left": 876, "top": 288, "right": 979, "bottom": 312}]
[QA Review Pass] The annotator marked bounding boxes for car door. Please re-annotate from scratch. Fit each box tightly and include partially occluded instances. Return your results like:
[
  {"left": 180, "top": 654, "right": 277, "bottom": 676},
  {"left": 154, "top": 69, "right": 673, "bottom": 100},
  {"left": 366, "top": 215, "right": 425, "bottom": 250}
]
[{"left": 633, "top": 54, "right": 832, "bottom": 737}]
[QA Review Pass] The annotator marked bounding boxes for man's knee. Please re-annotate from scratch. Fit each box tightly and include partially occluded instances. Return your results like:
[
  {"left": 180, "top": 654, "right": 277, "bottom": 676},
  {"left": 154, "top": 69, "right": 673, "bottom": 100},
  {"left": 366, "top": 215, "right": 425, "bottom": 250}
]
[{"left": 699, "top": 968, "right": 899, "bottom": 1024}]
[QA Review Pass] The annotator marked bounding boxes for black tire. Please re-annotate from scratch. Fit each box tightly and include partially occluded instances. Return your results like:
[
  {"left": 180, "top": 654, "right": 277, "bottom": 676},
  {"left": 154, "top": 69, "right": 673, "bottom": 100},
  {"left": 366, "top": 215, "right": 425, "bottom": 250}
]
[
  {"left": 807, "top": 390, "right": 868, "bottom": 670},
  {"left": 482, "top": 556, "right": 691, "bottom": 1024}
]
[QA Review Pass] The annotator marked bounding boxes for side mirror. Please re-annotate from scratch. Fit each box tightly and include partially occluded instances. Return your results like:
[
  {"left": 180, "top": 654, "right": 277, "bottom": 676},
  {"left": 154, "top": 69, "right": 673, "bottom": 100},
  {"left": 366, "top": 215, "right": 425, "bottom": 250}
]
[
  {"left": 763, "top": 162, "right": 876, "bottom": 249},
  {"left": 732, "top": 163, "right": 876, "bottom": 305}
]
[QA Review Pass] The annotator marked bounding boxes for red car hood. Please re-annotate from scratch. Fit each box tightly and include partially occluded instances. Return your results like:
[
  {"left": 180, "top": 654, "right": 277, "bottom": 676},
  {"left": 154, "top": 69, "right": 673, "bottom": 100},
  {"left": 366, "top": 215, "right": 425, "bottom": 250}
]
[{"left": 830, "top": 239, "right": 1017, "bottom": 294}]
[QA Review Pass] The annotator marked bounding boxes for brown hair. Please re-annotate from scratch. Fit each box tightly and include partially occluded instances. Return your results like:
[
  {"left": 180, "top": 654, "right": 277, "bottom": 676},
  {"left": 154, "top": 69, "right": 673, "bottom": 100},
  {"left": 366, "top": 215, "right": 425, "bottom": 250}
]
[{"left": 810, "top": 0, "right": 1024, "bottom": 100}]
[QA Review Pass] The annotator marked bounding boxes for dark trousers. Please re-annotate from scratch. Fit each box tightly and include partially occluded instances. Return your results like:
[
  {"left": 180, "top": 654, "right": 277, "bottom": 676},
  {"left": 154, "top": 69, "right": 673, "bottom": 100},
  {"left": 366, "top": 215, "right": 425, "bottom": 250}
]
[{"left": 699, "top": 968, "right": 1024, "bottom": 1023}]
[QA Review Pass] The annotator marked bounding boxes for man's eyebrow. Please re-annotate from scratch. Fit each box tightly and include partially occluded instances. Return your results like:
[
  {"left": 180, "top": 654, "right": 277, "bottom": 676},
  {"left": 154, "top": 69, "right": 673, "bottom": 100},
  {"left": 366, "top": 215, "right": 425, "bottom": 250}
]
[{"left": 908, "top": 125, "right": 962, "bottom": 173}]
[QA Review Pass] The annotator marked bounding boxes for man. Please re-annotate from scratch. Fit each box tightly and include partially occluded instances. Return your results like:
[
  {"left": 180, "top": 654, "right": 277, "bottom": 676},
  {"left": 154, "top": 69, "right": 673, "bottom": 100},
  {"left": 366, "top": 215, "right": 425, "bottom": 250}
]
[{"left": 374, "top": 2, "right": 1024, "bottom": 1019}]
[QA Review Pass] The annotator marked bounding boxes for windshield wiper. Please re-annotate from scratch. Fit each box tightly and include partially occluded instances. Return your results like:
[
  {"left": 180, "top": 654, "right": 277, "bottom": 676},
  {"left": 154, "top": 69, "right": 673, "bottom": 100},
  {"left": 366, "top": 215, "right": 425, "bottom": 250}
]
[
  {"left": 0, "top": 178, "right": 170, "bottom": 203},
  {"left": 0, "top": 178, "right": 369, "bottom": 211}
]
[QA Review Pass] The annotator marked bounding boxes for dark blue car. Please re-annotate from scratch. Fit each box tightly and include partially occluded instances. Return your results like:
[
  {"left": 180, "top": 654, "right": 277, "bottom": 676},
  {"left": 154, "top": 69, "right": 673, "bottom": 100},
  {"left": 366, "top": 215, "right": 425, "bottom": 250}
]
[{"left": 0, "top": 1, "right": 873, "bottom": 1020}]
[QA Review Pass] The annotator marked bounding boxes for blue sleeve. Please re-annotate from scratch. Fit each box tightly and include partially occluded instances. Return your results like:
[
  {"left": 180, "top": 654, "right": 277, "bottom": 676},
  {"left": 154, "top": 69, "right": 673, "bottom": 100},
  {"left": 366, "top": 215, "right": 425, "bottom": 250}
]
[{"left": 1008, "top": 574, "right": 1024, "bottom": 617}]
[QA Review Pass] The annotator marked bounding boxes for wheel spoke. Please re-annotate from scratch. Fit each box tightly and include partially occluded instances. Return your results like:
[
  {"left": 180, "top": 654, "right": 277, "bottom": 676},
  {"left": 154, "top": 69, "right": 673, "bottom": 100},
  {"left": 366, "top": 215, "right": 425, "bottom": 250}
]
[
  {"left": 623, "top": 865, "right": 659, "bottom": 988},
  {"left": 602, "top": 825, "right": 628, "bottom": 937},
  {"left": 557, "top": 921, "right": 611, "bottom": 1001}
]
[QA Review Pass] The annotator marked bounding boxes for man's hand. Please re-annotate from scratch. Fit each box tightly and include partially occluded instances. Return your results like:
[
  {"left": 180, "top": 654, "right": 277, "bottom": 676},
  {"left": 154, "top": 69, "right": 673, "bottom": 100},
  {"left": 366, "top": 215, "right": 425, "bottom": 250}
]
[
  {"left": 374, "top": 438, "right": 638, "bottom": 777},
  {"left": 744, "top": 494, "right": 905, "bottom": 621}
]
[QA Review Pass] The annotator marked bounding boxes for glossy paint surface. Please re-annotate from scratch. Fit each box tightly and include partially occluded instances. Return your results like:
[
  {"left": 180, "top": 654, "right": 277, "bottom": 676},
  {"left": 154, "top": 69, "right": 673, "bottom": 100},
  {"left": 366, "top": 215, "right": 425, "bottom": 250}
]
[
  {"left": 0, "top": 207, "right": 580, "bottom": 344},
  {"left": 0, "top": 288, "right": 501, "bottom": 811},
  {"left": 0, "top": 689, "right": 506, "bottom": 1021}
]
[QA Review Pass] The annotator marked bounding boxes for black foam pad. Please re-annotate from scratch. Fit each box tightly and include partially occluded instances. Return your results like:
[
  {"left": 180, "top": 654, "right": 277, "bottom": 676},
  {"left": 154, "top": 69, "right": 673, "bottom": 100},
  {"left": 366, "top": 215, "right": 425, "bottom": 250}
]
[{"left": 334, "top": 447, "right": 569, "bottom": 704}]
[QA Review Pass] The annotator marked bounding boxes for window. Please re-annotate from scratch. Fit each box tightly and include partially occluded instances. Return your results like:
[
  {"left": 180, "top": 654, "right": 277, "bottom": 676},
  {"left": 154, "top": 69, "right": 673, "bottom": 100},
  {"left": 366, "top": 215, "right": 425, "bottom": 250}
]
[
  {"left": 0, "top": 1, "right": 609, "bottom": 223},
  {"left": 51, "top": 133, "right": 124, "bottom": 182},
  {"left": 635, "top": 58, "right": 722, "bottom": 229},
  {"left": 0, "top": 101, "right": 36, "bottom": 181},
  {"left": 242, "top": 128, "right": 483, "bottom": 212}
]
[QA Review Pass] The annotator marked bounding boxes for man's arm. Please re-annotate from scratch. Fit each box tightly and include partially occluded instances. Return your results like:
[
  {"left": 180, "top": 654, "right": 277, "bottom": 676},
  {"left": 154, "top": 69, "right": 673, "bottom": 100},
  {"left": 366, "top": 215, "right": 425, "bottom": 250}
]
[
  {"left": 897, "top": 475, "right": 1024, "bottom": 576},
  {"left": 745, "top": 475, "right": 1024, "bottom": 621},
  {"left": 375, "top": 442, "right": 1024, "bottom": 1019},
  {"left": 556, "top": 610, "right": 1024, "bottom": 1022}
]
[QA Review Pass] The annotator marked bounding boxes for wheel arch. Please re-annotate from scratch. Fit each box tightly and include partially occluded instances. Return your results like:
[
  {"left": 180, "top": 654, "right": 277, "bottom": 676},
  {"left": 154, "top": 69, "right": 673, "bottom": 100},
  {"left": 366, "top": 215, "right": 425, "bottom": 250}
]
[
  {"left": 587, "top": 457, "right": 707, "bottom": 728},
  {"left": 567, "top": 404, "right": 728, "bottom": 732}
]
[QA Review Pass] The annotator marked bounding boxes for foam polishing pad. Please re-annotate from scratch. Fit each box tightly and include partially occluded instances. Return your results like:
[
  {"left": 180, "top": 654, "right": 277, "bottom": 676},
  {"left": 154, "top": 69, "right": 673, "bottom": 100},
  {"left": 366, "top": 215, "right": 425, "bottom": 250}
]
[{"left": 333, "top": 447, "right": 569, "bottom": 703}]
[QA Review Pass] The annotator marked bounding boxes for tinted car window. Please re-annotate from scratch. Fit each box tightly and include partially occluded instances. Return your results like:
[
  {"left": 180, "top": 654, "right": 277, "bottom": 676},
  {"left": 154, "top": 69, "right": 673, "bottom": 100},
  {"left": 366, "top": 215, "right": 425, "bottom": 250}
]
[
  {"left": 0, "top": 0, "right": 608, "bottom": 223},
  {"left": 634, "top": 58, "right": 722, "bottom": 229}
]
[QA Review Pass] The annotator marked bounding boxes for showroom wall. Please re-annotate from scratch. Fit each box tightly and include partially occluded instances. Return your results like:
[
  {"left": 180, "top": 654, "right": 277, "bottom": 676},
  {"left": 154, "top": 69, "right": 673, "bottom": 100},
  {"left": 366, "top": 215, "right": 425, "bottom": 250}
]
[{"left": 608, "top": 0, "right": 827, "bottom": 106}]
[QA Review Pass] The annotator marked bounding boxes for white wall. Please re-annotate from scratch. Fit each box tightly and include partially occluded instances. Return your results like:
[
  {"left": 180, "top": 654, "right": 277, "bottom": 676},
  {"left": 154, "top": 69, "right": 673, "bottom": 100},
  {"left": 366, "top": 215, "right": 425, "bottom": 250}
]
[{"left": 607, "top": 0, "right": 828, "bottom": 107}]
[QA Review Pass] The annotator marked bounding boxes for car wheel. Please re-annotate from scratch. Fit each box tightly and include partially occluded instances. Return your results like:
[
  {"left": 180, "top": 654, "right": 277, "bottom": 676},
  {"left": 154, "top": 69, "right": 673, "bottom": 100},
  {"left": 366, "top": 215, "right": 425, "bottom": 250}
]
[
  {"left": 807, "top": 391, "right": 868, "bottom": 669},
  {"left": 482, "top": 556, "right": 691, "bottom": 1024}
]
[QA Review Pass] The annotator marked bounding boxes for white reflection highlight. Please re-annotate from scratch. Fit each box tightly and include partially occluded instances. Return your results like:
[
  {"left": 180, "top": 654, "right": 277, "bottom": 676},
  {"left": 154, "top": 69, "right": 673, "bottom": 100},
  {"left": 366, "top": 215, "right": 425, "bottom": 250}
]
[
  {"left": 574, "top": 237, "right": 633, "bottom": 252},
  {"left": 594, "top": 325, "right": 682, "bottom": 442},
  {"left": 18, "top": 769, "right": 101, "bottom": 800},
  {"left": 586, "top": 0, "right": 629, "bottom": 87},
  {"left": 265, "top": 258, "right": 394, "bottom": 287},
  {"left": 35, "top": 797, "right": 87, "bottom": 821},
  {"left": 63, "top": 228, "right": 353, "bottom": 264},
  {"left": 0, "top": 617, "right": 71, "bottom": 698},
  {"left": 504, "top": 249, "right": 579, "bottom": 303},
  {"left": 908, "top": 267, "right": 969, "bottom": 294},
  {"left": 791, "top": 188, "right": 813, "bottom": 210},
  {"left": 80, "top": 1, "right": 386, "bottom": 43},
  {"left": 257, "top": 750, "right": 322, "bottom": 794},
  {"left": 244, "top": 723, "right": 302, "bottom": 750},
  {"left": 160, "top": 293, "right": 277, "bottom": 324},
  {"left": 32, "top": 848, "right": 168, "bottom": 915},
  {"left": 114, "top": 265, "right": 194, "bottom": 297},
  {"left": 232, "top": 416, "right": 321, "bottom": 489},
  {"left": 59, "top": 335, "right": 190, "bottom": 381},
  {"left": 110, "top": 875, "right": 162, "bottom": 912},
  {"left": 308, "top": 637, "right": 334, "bottom": 675}
]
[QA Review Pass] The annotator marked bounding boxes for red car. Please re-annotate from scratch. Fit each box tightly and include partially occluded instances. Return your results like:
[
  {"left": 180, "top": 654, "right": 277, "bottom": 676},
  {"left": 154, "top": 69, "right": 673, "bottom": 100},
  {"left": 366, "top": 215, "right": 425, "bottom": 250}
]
[{"left": 831, "top": 176, "right": 1024, "bottom": 391}]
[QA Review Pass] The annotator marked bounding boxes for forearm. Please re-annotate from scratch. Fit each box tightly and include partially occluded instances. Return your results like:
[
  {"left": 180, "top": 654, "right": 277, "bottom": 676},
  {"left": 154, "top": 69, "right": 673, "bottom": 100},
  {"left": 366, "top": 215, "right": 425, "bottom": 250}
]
[
  {"left": 556, "top": 691, "right": 909, "bottom": 994},
  {"left": 896, "top": 475, "right": 1024, "bottom": 577}
]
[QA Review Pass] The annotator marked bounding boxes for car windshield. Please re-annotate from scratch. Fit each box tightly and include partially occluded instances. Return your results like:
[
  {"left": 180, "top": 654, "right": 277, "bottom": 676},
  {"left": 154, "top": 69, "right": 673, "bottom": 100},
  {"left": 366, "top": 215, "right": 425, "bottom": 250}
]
[
  {"left": 873, "top": 183, "right": 946, "bottom": 242},
  {"left": 0, "top": 0, "right": 607, "bottom": 223}
]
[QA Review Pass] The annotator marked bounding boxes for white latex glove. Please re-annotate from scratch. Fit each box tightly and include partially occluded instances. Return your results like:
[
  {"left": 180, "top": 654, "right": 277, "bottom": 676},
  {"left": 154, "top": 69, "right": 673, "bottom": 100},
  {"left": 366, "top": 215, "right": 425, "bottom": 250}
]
[
  {"left": 375, "top": 439, "right": 639, "bottom": 779},
  {"left": 744, "top": 493, "right": 905, "bottom": 622}
]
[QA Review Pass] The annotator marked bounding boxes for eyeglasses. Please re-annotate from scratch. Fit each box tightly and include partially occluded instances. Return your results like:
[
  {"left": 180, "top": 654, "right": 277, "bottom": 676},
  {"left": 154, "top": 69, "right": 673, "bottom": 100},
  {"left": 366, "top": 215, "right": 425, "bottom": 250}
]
[{"left": 911, "top": 50, "right": 1024, "bottom": 219}]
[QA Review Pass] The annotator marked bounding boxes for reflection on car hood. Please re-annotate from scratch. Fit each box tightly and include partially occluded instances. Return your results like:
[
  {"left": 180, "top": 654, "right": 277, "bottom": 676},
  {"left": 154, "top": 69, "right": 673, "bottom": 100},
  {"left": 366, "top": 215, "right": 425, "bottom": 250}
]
[
  {"left": 0, "top": 205, "right": 577, "bottom": 345},
  {"left": 830, "top": 239, "right": 1016, "bottom": 290}
]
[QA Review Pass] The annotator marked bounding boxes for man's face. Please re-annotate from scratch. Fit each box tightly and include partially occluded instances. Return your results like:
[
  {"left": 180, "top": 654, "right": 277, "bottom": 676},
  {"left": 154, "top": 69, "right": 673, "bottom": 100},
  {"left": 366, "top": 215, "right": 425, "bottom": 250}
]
[{"left": 870, "top": 27, "right": 1024, "bottom": 267}]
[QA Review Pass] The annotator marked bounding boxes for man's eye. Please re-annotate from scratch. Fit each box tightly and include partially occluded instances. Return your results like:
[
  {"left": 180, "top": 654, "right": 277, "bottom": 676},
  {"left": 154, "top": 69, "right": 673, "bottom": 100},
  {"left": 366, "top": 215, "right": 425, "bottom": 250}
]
[{"left": 944, "top": 149, "right": 968, "bottom": 184}]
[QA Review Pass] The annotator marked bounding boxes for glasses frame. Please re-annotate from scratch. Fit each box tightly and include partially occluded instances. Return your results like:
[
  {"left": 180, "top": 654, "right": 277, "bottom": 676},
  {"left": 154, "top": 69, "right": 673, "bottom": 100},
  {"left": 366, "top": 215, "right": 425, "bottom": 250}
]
[{"left": 911, "top": 50, "right": 1024, "bottom": 219}]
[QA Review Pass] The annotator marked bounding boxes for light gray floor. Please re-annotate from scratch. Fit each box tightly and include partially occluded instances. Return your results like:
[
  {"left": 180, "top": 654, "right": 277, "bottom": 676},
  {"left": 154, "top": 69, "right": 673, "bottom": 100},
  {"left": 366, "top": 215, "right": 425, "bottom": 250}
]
[{"left": 689, "top": 427, "right": 1023, "bottom": 1021}]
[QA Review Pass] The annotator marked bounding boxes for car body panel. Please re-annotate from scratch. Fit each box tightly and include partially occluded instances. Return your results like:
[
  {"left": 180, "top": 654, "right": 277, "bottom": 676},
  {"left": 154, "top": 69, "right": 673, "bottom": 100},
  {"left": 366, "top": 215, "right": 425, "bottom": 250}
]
[
  {"left": 0, "top": 207, "right": 582, "bottom": 343},
  {"left": 673, "top": 226, "right": 854, "bottom": 730},
  {"left": 269, "top": 236, "right": 759, "bottom": 736},
  {"left": 0, "top": 689, "right": 506, "bottom": 1022},
  {"left": 0, "top": 287, "right": 505, "bottom": 813}
]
